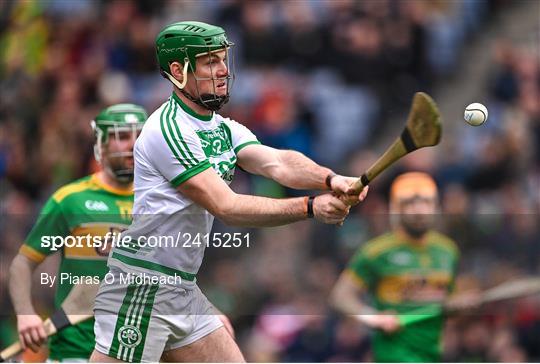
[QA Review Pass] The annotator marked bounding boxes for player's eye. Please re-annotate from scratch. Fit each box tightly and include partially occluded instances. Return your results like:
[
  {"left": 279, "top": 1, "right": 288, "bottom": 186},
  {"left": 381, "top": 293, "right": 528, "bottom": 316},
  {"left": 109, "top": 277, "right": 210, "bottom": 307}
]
[
  {"left": 116, "top": 131, "right": 132, "bottom": 141},
  {"left": 400, "top": 196, "right": 434, "bottom": 208}
]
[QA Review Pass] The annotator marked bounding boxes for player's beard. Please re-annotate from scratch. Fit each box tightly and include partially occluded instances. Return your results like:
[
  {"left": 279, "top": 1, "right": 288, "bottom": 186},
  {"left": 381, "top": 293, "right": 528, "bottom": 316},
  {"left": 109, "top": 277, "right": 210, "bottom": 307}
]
[
  {"left": 400, "top": 214, "right": 434, "bottom": 239},
  {"left": 182, "top": 81, "right": 230, "bottom": 111},
  {"left": 196, "top": 92, "right": 229, "bottom": 111},
  {"left": 104, "top": 153, "right": 134, "bottom": 184}
]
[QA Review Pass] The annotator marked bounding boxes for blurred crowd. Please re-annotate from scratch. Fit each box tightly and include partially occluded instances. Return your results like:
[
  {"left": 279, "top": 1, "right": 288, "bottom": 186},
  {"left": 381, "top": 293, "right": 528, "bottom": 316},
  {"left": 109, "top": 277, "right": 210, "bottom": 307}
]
[{"left": 1, "top": 0, "right": 539, "bottom": 362}]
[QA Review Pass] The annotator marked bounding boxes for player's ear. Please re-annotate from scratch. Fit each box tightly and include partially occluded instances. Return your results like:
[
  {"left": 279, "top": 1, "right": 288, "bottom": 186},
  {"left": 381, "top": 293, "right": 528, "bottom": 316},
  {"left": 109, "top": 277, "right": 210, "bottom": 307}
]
[{"left": 169, "top": 61, "right": 184, "bottom": 82}]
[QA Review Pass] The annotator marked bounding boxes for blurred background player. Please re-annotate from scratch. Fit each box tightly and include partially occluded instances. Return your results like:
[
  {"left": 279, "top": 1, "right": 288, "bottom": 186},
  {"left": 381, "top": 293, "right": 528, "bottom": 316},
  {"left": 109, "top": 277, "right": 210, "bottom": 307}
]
[
  {"left": 8, "top": 104, "right": 147, "bottom": 362},
  {"left": 331, "top": 172, "right": 462, "bottom": 362}
]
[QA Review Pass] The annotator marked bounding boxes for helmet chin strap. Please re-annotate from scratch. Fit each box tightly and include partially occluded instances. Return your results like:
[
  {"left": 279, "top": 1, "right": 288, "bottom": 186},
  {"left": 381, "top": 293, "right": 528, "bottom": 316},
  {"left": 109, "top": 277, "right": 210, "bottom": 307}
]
[{"left": 180, "top": 89, "right": 229, "bottom": 111}]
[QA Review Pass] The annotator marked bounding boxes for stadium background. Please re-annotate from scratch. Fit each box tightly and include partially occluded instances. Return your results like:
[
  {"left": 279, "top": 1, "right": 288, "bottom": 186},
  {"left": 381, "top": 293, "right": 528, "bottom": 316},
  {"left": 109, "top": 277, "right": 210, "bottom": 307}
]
[{"left": 0, "top": 0, "right": 539, "bottom": 362}]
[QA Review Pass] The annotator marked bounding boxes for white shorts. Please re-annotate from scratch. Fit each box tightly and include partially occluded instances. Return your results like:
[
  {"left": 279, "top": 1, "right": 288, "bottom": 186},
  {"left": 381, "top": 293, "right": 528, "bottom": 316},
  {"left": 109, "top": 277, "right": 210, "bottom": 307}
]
[{"left": 93, "top": 267, "right": 223, "bottom": 362}]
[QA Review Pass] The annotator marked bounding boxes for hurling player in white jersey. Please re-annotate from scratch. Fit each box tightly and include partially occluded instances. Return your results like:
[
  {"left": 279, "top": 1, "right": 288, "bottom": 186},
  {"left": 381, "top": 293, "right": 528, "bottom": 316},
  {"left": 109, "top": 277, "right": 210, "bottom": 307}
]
[{"left": 91, "top": 21, "right": 368, "bottom": 363}]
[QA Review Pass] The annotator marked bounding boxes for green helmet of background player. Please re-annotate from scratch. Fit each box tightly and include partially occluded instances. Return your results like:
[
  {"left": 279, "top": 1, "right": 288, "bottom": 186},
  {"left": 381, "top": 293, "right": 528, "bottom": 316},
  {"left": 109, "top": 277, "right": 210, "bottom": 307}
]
[
  {"left": 91, "top": 103, "right": 147, "bottom": 183},
  {"left": 155, "top": 21, "right": 234, "bottom": 111}
]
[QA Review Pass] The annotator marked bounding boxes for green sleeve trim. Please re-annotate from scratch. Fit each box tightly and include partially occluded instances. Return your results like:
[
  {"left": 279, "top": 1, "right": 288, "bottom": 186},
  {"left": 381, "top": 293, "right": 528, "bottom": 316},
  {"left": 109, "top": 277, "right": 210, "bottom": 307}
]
[
  {"left": 161, "top": 101, "right": 196, "bottom": 169},
  {"left": 234, "top": 140, "right": 261, "bottom": 154},
  {"left": 166, "top": 101, "right": 194, "bottom": 166},
  {"left": 161, "top": 102, "right": 191, "bottom": 168},
  {"left": 170, "top": 160, "right": 212, "bottom": 187},
  {"left": 110, "top": 252, "right": 197, "bottom": 281},
  {"left": 168, "top": 103, "right": 199, "bottom": 165}
]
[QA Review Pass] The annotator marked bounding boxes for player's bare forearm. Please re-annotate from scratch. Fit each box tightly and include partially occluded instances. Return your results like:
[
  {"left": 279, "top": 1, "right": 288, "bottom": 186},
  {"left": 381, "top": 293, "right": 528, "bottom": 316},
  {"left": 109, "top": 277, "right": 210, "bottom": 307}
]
[
  {"left": 9, "top": 254, "right": 38, "bottom": 315},
  {"left": 9, "top": 254, "right": 49, "bottom": 351},
  {"left": 264, "top": 149, "right": 331, "bottom": 190},
  {"left": 237, "top": 145, "right": 331, "bottom": 190},
  {"left": 178, "top": 168, "right": 349, "bottom": 226},
  {"left": 331, "top": 273, "right": 400, "bottom": 332},
  {"left": 330, "top": 271, "right": 380, "bottom": 327},
  {"left": 219, "top": 194, "right": 308, "bottom": 227},
  {"left": 237, "top": 145, "right": 369, "bottom": 204},
  {"left": 330, "top": 272, "right": 373, "bottom": 316}
]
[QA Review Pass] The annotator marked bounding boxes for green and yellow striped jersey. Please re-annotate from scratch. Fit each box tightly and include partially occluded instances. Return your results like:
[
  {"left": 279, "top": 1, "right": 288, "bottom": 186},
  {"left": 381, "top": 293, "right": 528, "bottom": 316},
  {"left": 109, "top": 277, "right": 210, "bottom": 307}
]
[
  {"left": 20, "top": 173, "right": 133, "bottom": 360},
  {"left": 347, "top": 230, "right": 459, "bottom": 362}
]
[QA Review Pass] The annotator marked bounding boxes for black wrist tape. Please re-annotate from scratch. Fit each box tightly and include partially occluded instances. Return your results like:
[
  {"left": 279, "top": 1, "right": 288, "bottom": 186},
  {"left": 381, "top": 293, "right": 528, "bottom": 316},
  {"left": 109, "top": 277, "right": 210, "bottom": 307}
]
[{"left": 307, "top": 196, "right": 315, "bottom": 218}]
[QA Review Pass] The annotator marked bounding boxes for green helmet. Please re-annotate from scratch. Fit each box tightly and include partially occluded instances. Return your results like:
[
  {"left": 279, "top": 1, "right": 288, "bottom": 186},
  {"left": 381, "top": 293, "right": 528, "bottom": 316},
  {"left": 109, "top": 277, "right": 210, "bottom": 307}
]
[
  {"left": 156, "top": 21, "right": 231, "bottom": 73},
  {"left": 91, "top": 103, "right": 147, "bottom": 182},
  {"left": 155, "top": 21, "right": 234, "bottom": 111},
  {"left": 92, "top": 103, "right": 147, "bottom": 143}
]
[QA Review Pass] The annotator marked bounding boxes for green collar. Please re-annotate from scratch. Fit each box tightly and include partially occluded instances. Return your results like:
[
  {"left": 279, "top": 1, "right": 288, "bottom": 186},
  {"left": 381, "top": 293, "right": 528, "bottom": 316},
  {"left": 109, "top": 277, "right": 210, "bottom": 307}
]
[{"left": 171, "top": 92, "right": 213, "bottom": 121}]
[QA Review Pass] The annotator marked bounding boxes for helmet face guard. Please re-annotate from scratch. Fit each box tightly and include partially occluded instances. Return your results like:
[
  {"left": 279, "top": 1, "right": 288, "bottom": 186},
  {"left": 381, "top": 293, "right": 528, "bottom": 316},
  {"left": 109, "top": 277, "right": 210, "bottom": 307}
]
[
  {"left": 156, "top": 21, "right": 235, "bottom": 111},
  {"left": 92, "top": 121, "right": 144, "bottom": 182},
  {"left": 184, "top": 45, "right": 235, "bottom": 111},
  {"left": 92, "top": 104, "right": 147, "bottom": 183}
]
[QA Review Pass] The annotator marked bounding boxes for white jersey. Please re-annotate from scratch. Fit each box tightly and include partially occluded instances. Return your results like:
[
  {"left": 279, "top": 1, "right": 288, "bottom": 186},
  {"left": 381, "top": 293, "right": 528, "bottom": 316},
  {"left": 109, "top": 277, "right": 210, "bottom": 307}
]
[{"left": 108, "top": 93, "right": 259, "bottom": 285}]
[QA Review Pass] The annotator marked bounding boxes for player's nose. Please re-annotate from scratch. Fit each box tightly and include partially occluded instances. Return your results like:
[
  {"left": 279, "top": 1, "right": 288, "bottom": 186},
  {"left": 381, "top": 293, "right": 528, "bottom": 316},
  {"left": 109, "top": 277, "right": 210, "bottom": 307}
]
[
  {"left": 125, "top": 138, "right": 136, "bottom": 151},
  {"left": 215, "top": 61, "right": 228, "bottom": 78}
]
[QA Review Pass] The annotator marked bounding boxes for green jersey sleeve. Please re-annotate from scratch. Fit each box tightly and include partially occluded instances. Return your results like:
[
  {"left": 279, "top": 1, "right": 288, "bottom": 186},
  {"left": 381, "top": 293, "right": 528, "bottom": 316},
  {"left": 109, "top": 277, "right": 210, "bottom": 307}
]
[
  {"left": 20, "top": 197, "right": 70, "bottom": 263},
  {"left": 347, "top": 247, "right": 377, "bottom": 290}
]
